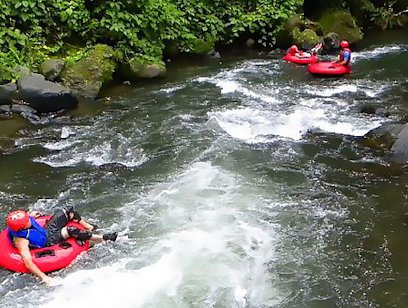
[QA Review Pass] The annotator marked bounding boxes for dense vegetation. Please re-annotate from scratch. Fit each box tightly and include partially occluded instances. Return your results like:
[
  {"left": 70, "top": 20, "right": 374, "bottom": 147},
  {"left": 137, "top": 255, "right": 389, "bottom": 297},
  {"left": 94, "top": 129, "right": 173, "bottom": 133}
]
[
  {"left": 0, "top": 0, "right": 303, "bottom": 82},
  {"left": 1, "top": 0, "right": 406, "bottom": 83}
]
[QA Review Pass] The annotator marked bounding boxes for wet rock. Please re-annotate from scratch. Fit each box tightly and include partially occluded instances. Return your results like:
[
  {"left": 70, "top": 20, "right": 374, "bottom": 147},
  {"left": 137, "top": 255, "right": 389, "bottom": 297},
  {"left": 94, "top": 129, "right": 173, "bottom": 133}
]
[
  {"left": 120, "top": 57, "right": 166, "bottom": 80},
  {"left": 391, "top": 124, "right": 408, "bottom": 163},
  {"left": 40, "top": 59, "right": 65, "bottom": 81},
  {"left": 363, "top": 123, "right": 405, "bottom": 149},
  {"left": 360, "top": 105, "right": 390, "bottom": 117},
  {"left": 11, "top": 104, "right": 37, "bottom": 114},
  {"left": 17, "top": 73, "right": 78, "bottom": 113},
  {"left": 0, "top": 82, "right": 18, "bottom": 105},
  {"left": 60, "top": 44, "right": 117, "bottom": 98}
]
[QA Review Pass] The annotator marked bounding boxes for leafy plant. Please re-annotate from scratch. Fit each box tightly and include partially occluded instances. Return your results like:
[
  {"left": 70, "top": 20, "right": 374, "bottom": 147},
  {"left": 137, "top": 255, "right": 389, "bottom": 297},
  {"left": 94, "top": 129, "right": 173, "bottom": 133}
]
[{"left": 0, "top": 0, "right": 304, "bottom": 83}]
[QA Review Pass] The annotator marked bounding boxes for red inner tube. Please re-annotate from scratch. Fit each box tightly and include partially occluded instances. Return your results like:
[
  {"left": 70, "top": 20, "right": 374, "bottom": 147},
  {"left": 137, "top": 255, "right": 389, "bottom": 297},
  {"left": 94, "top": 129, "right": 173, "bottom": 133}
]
[
  {"left": 0, "top": 216, "right": 90, "bottom": 273},
  {"left": 308, "top": 61, "right": 351, "bottom": 76},
  {"left": 283, "top": 53, "right": 318, "bottom": 65}
]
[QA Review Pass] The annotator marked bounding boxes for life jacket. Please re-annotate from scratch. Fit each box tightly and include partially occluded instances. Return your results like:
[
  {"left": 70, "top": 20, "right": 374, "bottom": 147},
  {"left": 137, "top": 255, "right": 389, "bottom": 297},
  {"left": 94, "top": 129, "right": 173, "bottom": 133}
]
[
  {"left": 339, "top": 48, "right": 351, "bottom": 65},
  {"left": 8, "top": 216, "right": 48, "bottom": 248}
]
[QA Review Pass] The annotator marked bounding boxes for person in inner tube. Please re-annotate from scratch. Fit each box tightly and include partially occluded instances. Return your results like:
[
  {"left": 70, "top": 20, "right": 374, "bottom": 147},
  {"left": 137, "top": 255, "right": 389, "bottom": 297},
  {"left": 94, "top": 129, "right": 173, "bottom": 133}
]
[
  {"left": 287, "top": 43, "right": 323, "bottom": 58},
  {"left": 331, "top": 40, "right": 351, "bottom": 68},
  {"left": 6, "top": 206, "right": 118, "bottom": 285}
]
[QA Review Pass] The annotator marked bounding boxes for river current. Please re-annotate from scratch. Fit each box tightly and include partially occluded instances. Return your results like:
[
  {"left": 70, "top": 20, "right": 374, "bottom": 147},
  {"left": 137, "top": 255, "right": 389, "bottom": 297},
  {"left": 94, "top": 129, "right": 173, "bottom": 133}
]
[{"left": 0, "top": 31, "right": 407, "bottom": 307}]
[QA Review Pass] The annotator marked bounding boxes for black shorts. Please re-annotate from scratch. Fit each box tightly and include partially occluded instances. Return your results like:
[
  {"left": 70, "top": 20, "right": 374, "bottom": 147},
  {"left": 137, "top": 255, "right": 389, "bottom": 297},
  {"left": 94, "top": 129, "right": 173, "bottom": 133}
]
[{"left": 44, "top": 209, "right": 70, "bottom": 246}]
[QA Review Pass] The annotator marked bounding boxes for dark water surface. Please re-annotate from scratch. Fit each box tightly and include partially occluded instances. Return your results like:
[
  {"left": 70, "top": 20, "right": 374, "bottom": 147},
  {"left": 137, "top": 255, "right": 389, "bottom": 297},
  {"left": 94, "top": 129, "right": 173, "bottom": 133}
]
[{"left": 0, "top": 30, "right": 407, "bottom": 307}]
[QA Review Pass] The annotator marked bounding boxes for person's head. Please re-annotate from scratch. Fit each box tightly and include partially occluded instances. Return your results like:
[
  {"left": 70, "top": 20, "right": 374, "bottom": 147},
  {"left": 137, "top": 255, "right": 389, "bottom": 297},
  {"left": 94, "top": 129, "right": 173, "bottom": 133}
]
[
  {"left": 289, "top": 45, "right": 299, "bottom": 55},
  {"left": 6, "top": 210, "right": 31, "bottom": 231},
  {"left": 340, "top": 40, "right": 349, "bottom": 49}
]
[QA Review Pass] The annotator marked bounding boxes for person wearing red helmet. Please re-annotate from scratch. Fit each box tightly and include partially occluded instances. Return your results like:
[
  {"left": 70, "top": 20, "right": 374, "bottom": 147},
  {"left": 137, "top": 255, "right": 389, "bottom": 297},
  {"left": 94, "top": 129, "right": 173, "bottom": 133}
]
[
  {"left": 287, "top": 43, "right": 323, "bottom": 58},
  {"left": 331, "top": 40, "right": 351, "bottom": 70},
  {"left": 6, "top": 207, "right": 118, "bottom": 285}
]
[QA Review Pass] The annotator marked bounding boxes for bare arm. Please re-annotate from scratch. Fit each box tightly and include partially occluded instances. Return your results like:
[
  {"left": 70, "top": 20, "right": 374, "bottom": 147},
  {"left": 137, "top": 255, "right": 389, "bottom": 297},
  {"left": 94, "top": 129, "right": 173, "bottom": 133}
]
[
  {"left": 78, "top": 219, "right": 96, "bottom": 231},
  {"left": 14, "top": 238, "right": 53, "bottom": 284}
]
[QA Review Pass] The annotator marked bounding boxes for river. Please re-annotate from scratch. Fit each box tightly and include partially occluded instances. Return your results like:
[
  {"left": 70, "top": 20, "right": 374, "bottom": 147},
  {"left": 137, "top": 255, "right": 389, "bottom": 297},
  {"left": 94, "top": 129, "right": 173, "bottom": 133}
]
[{"left": 0, "top": 30, "right": 407, "bottom": 307}]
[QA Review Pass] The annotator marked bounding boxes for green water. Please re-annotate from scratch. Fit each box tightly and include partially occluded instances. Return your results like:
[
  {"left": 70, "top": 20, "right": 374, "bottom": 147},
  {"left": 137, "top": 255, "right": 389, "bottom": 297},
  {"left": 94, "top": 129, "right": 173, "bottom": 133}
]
[{"left": 0, "top": 30, "right": 407, "bottom": 307}]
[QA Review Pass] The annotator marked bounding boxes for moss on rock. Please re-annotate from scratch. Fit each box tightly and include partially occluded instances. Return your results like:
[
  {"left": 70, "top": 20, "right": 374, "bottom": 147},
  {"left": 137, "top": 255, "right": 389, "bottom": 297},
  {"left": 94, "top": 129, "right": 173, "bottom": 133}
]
[
  {"left": 318, "top": 9, "right": 364, "bottom": 43},
  {"left": 291, "top": 28, "right": 321, "bottom": 49},
  {"left": 121, "top": 57, "right": 166, "bottom": 80},
  {"left": 60, "top": 44, "right": 117, "bottom": 98}
]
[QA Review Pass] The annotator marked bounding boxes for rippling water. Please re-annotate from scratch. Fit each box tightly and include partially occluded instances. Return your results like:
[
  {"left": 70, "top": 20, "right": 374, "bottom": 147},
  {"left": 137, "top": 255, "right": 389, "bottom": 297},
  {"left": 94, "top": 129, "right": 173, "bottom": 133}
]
[{"left": 0, "top": 31, "right": 407, "bottom": 307}]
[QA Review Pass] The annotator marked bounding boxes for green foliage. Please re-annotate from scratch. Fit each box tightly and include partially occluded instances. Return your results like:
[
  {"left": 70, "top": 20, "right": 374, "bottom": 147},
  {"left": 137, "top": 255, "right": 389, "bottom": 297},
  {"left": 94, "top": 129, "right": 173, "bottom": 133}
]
[
  {"left": 360, "top": 0, "right": 401, "bottom": 29},
  {"left": 0, "top": 0, "right": 304, "bottom": 83}
]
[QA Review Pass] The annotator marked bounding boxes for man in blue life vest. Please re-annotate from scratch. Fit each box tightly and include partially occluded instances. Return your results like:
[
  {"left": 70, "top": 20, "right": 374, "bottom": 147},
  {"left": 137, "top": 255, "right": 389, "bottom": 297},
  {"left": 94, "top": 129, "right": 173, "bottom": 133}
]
[
  {"left": 331, "top": 40, "right": 352, "bottom": 72},
  {"left": 6, "top": 207, "right": 118, "bottom": 285}
]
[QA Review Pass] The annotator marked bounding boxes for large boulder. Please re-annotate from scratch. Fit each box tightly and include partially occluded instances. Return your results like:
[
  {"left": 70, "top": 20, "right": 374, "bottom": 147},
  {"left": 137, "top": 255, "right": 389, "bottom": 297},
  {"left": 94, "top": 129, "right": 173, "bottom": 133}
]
[
  {"left": 17, "top": 73, "right": 78, "bottom": 113},
  {"left": 60, "top": 44, "right": 117, "bottom": 98},
  {"left": 318, "top": 9, "right": 364, "bottom": 44},
  {"left": 284, "top": 15, "right": 323, "bottom": 49},
  {"left": 121, "top": 57, "right": 166, "bottom": 80},
  {"left": 0, "top": 82, "right": 18, "bottom": 105},
  {"left": 40, "top": 59, "right": 65, "bottom": 81}
]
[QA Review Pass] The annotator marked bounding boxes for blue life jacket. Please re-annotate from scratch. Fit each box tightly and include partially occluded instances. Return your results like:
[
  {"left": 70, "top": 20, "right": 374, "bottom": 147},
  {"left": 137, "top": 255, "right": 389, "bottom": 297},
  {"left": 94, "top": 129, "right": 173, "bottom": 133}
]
[
  {"left": 340, "top": 48, "right": 351, "bottom": 65},
  {"left": 8, "top": 217, "right": 48, "bottom": 248}
]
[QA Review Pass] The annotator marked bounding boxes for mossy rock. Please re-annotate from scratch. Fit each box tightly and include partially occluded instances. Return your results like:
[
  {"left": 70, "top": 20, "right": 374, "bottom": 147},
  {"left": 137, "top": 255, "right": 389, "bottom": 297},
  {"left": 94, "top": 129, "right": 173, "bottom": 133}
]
[
  {"left": 60, "top": 44, "right": 117, "bottom": 98},
  {"left": 121, "top": 57, "right": 166, "bottom": 80},
  {"left": 291, "top": 28, "right": 321, "bottom": 49},
  {"left": 318, "top": 9, "right": 363, "bottom": 43},
  {"left": 185, "top": 37, "right": 215, "bottom": 55},
  {"left": 283, "top": 15, "right": 323, "bottom": 49}
]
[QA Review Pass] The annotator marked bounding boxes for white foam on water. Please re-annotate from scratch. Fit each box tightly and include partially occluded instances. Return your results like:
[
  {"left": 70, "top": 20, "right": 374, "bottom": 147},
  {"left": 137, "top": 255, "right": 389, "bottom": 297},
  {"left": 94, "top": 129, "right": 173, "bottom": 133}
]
[
  {"left": 194, "top": 62, "right": 280, "bottom": 103},
  {"left": 352, "top": 44, "right": 407, "bottom": 61},
  {"left": 208, "top": 98, "right": 383, "bottom": 143},
  {"left": 43, "top": 139, "right": 79, "bottom": 151},
  {"left": 305, "top": 84, "right": 358, "bottom": 97},
  {"left": 159, "top": 85, "right": 186, "bottom": 94},
  {"left": 35, "top": 162, "right": 280, "bottom": 308},
  {"left": 35, "top": 122, "right": 148, "bottom": 168},
  {"left": 35, "top": 140, "right": 148, "bottom": 168}
]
